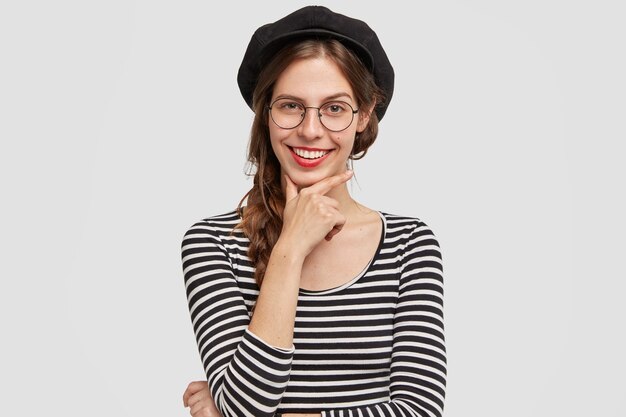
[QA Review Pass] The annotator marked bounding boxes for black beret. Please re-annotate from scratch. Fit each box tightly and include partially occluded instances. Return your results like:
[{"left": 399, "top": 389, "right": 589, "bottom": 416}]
[{"left": 237, "top": 5, "right": 395, "bottom": 121}]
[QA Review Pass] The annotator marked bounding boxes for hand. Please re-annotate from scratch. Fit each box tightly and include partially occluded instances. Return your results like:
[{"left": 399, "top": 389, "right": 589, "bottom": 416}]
[
  {"left": 280, "top": 171, "right": 353, "bottom": 257},
  {"left": 182, "top": 381, "right": 222, "bottom": 417}
]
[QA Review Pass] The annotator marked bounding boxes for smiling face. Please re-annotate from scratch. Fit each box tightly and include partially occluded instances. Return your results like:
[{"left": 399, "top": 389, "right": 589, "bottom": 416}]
[{"left": 268, "top": 57, "right": 371, "bottom": 188}]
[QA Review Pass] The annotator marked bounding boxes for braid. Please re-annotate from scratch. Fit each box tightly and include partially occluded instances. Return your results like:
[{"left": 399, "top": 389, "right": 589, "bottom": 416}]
[{"left": 237, "top": 147, "right": 284, "bottom": 288}]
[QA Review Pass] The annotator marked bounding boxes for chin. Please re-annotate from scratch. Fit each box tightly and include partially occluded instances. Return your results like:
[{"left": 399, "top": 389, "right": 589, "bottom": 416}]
[
  {"left": 290, "top": 173, "right": 323, "bottom": 188},
  {"left": 287, "top": 168, "right": 344, "bottom": 189}
]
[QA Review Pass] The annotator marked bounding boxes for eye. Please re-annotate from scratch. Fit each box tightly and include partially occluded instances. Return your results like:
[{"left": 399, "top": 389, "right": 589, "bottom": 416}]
[
  {"left": 321, "top": 101, "right": 349, "bottom": 116},
  {"left": 275, "top": 100, "right": 304, "bottom": 114}
]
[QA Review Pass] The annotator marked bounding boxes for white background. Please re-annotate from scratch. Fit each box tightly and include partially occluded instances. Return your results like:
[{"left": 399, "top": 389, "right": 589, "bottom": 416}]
[{"left": 1, "top": 1, "right": 624, "bottom": 416}]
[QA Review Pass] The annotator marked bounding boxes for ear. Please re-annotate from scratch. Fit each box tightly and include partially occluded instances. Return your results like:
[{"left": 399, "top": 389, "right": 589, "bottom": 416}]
[{"left": 356, "top": 103, "right": 375, "bottom": 133}]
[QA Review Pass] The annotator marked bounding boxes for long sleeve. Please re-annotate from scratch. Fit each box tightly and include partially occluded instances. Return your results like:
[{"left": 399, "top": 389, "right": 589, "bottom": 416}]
[
  {"left": 321, "top": 221, "right": 447, "bottom": 417},
  {"left": 181, "top": 219, "right": 295, "bottom": 417}
]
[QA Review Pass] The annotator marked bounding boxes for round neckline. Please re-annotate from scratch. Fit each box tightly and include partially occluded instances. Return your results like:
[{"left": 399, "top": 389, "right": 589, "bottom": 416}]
[{"left": 298, "top": 211, "right": 386, "bottom": 296}]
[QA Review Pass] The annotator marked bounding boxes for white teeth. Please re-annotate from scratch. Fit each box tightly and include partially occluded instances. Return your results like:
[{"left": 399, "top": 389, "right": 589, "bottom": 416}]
[{"left": 293, "top": 148, "right": 330, "bottom": 159}]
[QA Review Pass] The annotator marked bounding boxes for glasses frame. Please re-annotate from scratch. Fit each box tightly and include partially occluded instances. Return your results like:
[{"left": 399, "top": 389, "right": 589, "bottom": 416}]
[{"left": 268, "top": 98, "right": 359, "bottom": 132}]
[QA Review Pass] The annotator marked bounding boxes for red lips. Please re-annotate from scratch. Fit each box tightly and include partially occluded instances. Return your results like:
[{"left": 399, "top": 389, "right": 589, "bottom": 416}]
[{"left": 288, "top": 146, "right": 333, "bottom": 168}]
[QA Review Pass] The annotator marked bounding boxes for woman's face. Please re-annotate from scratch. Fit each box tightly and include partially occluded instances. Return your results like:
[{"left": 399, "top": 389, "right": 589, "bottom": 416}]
[{"left": 268, "top": 56, "right": 371, "bottom": 188}]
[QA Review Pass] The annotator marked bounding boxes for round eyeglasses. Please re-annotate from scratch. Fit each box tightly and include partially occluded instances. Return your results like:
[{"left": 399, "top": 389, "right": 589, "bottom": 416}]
[{"left": 268, "top": 98, "right": 359, "bottom": 132}]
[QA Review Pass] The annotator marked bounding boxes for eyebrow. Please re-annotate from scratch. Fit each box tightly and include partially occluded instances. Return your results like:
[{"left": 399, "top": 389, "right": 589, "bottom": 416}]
[{"left": 274, "top": 92, "right": 354, "bottom": 103}]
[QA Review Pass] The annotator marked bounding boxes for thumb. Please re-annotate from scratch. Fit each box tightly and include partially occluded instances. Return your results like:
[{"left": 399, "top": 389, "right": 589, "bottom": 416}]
[{"left": 284, "top": 175, "right": 298, "bottom": 202}]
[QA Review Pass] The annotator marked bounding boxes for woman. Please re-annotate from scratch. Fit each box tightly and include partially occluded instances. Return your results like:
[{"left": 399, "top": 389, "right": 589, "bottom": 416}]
[{"left": 181, "top": 6, "right": 446, "bottom": 417}]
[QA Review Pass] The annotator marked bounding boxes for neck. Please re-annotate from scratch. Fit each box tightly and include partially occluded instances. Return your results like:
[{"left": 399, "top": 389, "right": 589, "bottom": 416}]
[{"left": 323, "top": 182, "right": 360, "bottom": 217}]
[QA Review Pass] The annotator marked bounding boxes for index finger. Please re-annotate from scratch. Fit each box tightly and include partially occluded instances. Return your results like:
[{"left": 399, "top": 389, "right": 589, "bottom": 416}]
[{"left": 305, "top": 170, "right": 353, "bottom": 196}]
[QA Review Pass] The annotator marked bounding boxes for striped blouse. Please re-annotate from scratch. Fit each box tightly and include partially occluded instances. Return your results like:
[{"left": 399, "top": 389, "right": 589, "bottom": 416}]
[{"left": 181, "top": 210, "right": 446, "bottom": 417}]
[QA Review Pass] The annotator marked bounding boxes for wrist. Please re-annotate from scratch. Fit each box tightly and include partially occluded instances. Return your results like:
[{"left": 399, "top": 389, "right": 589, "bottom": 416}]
[{"left": 273, "top": 237, "right": 307, "bottom": 263}]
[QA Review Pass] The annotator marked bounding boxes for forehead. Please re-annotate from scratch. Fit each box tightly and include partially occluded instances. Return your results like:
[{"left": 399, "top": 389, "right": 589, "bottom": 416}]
[{"left": 272, "top": 57, "right": 355, "bottom": 103}]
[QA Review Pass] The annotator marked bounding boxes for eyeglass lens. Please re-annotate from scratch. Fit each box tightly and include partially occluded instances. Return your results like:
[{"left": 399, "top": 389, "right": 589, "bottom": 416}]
[{"left": 270, "top": 99, "right": 357, "bottom": 132}]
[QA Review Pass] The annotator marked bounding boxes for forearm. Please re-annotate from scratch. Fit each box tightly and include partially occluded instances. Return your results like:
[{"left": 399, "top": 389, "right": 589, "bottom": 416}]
[
  {"left": 182, "top": 220, "right": 296, "bottom": 417},
  {"left": 247, "top": 239, "right": 305, "bottom": 349}
]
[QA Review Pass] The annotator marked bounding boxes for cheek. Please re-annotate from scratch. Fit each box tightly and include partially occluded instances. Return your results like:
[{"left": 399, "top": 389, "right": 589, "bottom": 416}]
[
  {"left": 269, "top": 128, "right": 292, "bottom": 160},
  {"left": 334, "top": 133, "right": 355, "bottom": 151},
  {"left": 268, "top": 124, "right": 282, "bottom": 145},
  {"left": 269, "top": 138, "right": 283, "bottom": 158}
]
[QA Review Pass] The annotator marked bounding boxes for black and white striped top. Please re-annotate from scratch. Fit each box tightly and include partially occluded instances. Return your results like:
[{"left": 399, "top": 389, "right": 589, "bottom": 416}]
[{"left": 181, "top": 210, "right": 446, "bottom": 417}]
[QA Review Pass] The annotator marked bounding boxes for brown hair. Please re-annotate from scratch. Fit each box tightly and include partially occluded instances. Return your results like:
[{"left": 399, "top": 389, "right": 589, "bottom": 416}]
[{"left": 236, "top": 39, "right": 385, "bottom": 288}]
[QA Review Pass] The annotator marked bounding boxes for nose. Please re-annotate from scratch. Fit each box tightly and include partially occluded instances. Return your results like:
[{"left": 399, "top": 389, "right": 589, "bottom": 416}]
[{"left": 296, "top": 107, "right": 325, "bottom": 140}]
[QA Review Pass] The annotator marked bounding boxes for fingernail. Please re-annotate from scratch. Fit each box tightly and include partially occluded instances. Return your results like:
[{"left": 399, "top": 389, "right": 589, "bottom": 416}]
[{"left": 346, "top": 170, "right": 353, "bottom": 176}]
